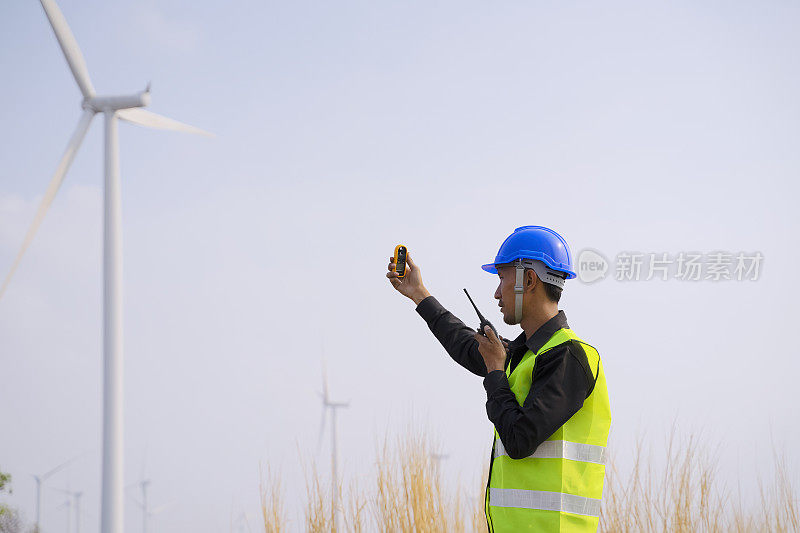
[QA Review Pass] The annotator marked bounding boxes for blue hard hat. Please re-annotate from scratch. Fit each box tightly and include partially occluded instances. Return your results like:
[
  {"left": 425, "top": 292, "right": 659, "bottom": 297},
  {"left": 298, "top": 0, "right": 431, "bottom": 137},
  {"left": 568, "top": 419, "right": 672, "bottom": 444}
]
[{"left": 482, "top": 225, "right": 577, "bottom": 279}]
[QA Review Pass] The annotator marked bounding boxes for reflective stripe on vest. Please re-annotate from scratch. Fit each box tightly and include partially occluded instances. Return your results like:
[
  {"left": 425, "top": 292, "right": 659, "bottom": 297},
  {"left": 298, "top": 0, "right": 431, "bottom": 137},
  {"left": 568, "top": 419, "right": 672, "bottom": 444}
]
[
  {"left": 494, "top": 438, "right": 607, "bottom": 465},
  {"left": 489, "top": 488, "right": 602, "bottom": 517}
]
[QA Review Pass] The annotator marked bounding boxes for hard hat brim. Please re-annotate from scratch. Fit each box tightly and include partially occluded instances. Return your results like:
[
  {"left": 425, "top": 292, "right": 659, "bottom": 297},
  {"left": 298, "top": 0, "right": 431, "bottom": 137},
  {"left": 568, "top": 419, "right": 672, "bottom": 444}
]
[{"left": 481, "top": 263, "right": 499, "bottom": 274}]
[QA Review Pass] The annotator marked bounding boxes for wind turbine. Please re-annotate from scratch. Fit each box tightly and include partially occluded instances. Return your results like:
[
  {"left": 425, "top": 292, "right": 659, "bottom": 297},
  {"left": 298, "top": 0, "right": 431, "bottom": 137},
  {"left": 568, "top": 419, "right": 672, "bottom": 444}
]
[
  {"left": 126, "top": 476, "right": 173, "bottom": 533},
  {"left": 49, "top": 496, "right": 72, "bottom": 533},
  {"left": 2, "top": 2, "right": 211, "bottom": 533},
  {"left": 125, "top": 449, "right": 174, "bottom": 533},
  {"left": 128, "top": 483, "right": 172, "bottom": 533},
  {"left": 53, "top": 487, "right": 82, "bottom": 533},
  {"left": 33, "top": 455, "right": 81, "bottom": 533},
  {"left": 125, "top": 477, "right": 150, "bottom": 533},
  {"left": 429, "top": 452, "right": 449, "bottom": 480},
  {"left": 233, "top": 511, "right": 249, "bottom": 533},
  {"left": 317, "top": 359, "right": 349, "bottom": 533}
]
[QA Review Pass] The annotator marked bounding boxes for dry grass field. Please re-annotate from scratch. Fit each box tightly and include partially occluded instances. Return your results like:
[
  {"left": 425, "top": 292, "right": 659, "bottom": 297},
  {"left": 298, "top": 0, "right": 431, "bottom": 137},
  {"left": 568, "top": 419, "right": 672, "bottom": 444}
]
[{"left": 259, "top": 427, "right": 798, "bottom": 533}]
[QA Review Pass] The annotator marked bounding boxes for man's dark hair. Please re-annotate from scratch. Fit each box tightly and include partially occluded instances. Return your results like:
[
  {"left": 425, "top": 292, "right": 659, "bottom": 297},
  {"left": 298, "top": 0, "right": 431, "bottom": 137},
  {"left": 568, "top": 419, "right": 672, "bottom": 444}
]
[
  {"left": 539, "top": 269, "right": 566, "bottom": 304},
  {"left": 543, "top": 283, "right": 562, "bottom": 304},
  {"left": 522, "top": 265, "right": 564, "bottom": 303}
]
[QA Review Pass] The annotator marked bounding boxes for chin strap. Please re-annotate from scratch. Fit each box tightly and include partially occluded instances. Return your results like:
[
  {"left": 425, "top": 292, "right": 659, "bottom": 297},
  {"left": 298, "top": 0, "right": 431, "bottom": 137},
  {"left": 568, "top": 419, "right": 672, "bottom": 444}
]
[{"left": 514, "top": 260, "right": 525, "bottom": 323}]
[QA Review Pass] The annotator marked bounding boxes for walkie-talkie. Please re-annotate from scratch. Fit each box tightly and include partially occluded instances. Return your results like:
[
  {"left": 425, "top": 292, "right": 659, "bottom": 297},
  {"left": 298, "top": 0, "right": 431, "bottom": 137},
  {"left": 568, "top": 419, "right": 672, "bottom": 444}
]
[{"left": 463, "top": 288, "right": 498, "bottom": 338}]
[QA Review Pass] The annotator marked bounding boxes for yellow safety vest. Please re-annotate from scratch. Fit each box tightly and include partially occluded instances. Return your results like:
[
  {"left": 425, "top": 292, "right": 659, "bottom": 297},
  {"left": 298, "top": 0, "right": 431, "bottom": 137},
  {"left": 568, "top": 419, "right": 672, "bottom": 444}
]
[{"left": 485, "top": 327, "right": 612, "bottom": 532}]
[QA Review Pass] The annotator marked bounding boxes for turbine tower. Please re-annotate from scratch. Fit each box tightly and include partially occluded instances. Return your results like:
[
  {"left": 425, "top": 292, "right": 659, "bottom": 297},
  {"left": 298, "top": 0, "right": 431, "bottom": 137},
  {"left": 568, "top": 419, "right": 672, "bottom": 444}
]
[
  {"left": 1, "top": 2, "right": 211, "bottom": 533},
  {"left": 317, "top": 360, "right": 349, "bottom": 533},
  {"left": 72, "top": 491, "right": 84, "bottom": 533}
]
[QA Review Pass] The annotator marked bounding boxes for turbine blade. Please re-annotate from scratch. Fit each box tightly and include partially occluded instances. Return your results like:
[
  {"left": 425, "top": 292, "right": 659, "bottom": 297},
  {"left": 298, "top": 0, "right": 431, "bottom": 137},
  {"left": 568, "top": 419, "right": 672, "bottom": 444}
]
[
  {"left": 38, "top": 0, "right": 95, "bottom": 97},
  {"left": 322, "top": 361, "right": 329, "bottom": 403},
  {"left": 149, "top": 502, "right": 175, "bottom": 515},
  {"left": 40, "top": 451, "right": 88, "bottom": 482},
  {"left": 0, "top": 110, "right": 94, "bottom": 301},
  {"left": 127, "top": 495, "right": 144, "bottom": 508},
  {"left": 117, "top": 108, "right": 213, "bottom": 137},
  {"left": 141, "top": 445, "right": 148, "bottom": 482},
  {"left": 52, "top": 499, "right": 70, "bottom": 512}
]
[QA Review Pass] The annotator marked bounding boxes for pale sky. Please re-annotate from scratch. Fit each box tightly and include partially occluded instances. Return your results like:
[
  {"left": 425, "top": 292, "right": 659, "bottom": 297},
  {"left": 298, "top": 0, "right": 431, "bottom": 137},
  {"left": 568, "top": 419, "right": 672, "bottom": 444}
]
[{"left": 1, "top": 1, "right": 799, "bottom": 531}]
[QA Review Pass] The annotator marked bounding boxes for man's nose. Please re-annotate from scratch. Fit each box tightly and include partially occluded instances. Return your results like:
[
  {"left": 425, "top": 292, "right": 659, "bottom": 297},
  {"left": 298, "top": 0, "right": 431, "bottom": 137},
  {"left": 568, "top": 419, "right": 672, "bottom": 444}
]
[{"left": 494, "top": 285, "right": 501, "bottom": 299}]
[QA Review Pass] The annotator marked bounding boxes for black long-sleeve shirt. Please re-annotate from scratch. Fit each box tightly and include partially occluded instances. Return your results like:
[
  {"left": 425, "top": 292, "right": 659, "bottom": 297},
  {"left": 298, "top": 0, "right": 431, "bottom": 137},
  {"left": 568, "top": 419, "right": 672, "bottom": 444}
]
[{"left": 415, "top": 295, "right": 593, "bottom": 460}]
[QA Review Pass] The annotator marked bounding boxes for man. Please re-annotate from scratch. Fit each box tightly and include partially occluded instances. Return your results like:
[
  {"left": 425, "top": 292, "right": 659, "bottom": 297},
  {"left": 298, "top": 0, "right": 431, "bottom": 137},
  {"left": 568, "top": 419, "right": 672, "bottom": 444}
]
[{"left": 386, "top": 225, "right": 611, "bottom": 532}]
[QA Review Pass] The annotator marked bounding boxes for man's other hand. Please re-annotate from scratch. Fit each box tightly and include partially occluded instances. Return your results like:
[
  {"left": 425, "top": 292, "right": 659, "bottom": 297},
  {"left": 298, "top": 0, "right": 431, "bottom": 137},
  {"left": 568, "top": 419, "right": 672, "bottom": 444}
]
[{"left": 386, "top": 253, "right": 430, "bottom": 305}]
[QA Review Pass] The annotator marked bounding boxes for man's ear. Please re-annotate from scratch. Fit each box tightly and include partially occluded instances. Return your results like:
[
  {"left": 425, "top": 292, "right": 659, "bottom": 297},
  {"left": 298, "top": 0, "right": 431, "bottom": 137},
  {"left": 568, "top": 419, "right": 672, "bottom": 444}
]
[{"left": 526, "top": 269, "right": 538, "bottom": 293}]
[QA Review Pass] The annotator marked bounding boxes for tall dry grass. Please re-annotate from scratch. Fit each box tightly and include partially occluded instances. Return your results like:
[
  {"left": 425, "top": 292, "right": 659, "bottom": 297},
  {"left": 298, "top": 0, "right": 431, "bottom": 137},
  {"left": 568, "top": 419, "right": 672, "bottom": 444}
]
[
  {"left": 600, "top": 426, "right": 799, "bottom": 533},
  {"left": 259, "top": 462, "right": 285, "bottom": 533},
  {"left": 260, "top": 426, "right": 798, "bottom": 532},
  {"left": 370, "top": 430, "right": 463, "bottom": 532}
]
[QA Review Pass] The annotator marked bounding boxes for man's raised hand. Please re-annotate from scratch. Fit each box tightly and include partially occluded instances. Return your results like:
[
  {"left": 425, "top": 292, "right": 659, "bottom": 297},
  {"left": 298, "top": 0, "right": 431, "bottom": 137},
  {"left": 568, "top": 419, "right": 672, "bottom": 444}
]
[{"left": 386, "top": 253, "right": 430, "bottom": 305}]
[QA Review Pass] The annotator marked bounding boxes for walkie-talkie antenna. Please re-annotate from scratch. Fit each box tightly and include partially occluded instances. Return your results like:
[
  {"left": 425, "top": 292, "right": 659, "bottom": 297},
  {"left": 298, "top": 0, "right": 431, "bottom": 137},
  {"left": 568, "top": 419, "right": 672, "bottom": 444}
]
[
  {"left": 463, "top": 288, "right": 499, "bottom": 337},
  {"left": 463, "top": 288, "right": 487, "bottom": 323}
]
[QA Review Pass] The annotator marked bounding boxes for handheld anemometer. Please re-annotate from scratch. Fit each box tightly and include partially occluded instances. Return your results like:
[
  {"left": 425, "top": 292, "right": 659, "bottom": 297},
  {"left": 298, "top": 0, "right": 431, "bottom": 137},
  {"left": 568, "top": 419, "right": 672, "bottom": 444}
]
[
  {"left": 393, "top": 245, "right": 408, "bottom": 278},
  {"left": 463, "top": 288, "right": 498, "bottom": 338}
]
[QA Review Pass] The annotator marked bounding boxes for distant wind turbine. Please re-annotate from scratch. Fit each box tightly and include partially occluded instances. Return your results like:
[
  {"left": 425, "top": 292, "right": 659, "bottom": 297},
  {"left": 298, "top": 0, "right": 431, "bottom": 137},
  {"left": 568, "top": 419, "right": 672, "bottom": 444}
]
[
  {"left": 232, "top": 510, "right": 254, "bottom": 533},
  {"left": 317, "top": 359, "right": 349, "bottom": 533},
  {"left": 1, "top": 2, "right": 212, "bottom": 533},
  {"left": 125, "top": 449, "right": 173, "bottom": 533},
  {"left": 125, "top": 477, "right": 150, "bottom": 533},
  {"left": 50, "top": 496, "right": 72, "bottom": 533},
  {"left": 33, "top": 455, "right": 82, "bottom": 533},
  {"left": 429, "top": 452, "right": 449, "bottom": 479},
  {"left": 127, "top": 480, "right": 172, "bottom": 533},
  {"left": 53, "top": 487, "right": 83, "bottom": 533}
]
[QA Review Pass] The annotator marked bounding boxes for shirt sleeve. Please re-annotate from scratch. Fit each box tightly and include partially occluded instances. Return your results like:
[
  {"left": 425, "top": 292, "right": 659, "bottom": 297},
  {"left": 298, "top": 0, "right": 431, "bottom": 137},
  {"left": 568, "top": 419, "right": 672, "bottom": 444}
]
[
  {"left": 483, "top": 343, "right": 591, "bottom": 460},
  {"left": 415, "top": 295, "right": 501, "bottom": 378}
]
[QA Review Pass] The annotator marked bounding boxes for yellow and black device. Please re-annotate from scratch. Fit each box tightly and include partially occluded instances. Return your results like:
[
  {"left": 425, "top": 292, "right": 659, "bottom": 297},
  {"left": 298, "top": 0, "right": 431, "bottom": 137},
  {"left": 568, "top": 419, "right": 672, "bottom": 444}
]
[{"left": 393, "top": 245, "right": 408, "bottom": 278}]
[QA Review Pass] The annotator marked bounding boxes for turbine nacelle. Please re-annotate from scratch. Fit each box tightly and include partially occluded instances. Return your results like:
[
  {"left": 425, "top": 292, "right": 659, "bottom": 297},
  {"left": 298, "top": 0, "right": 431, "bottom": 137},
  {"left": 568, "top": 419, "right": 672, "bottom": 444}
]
[{"left": 84, "top": 88, "right": 151, "bottom": 112}]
